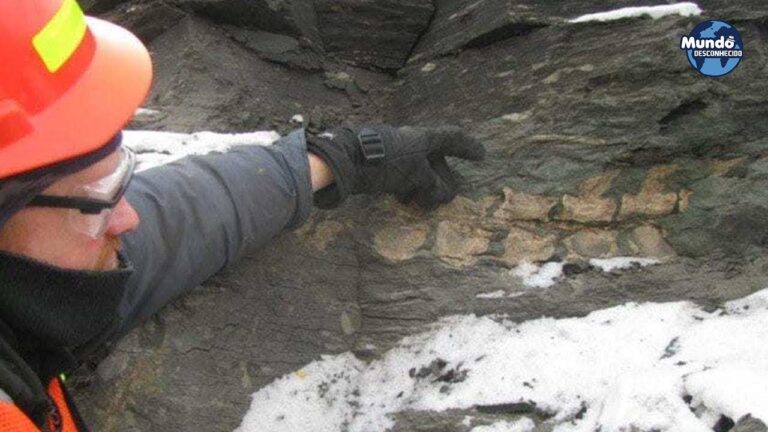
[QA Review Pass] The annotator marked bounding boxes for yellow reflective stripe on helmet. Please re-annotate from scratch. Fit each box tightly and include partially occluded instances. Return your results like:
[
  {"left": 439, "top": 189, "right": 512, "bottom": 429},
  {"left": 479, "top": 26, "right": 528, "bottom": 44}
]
[{"left": 32, "top": 0, "right": 87, "bottom": 73}]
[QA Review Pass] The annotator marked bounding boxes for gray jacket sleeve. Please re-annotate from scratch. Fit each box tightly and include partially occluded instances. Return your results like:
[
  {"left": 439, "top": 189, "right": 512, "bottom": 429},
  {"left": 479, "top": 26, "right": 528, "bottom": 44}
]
[{"left": 115, "top": 129, "right": 314, "bottom": 338}]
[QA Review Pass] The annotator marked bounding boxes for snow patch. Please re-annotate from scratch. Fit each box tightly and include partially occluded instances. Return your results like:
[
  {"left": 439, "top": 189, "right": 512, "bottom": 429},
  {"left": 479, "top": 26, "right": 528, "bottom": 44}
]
[
  {"left": 123, "top": 130, "right": 280, "bottom": 171},
  {"left": 235, "top": 353, "right": 365, "bottom": 432},
  {"left": 685, "top": 366, "right": 768, "bottom": 424},
  {"left": 421, "top": 63, "right": 437, "bottom": 73},
  {"left": 511, "top": 261, "right": 564, "bottom": 288},
  {"left": 589, "top": 257, "right": 660, "bottom": 272},
  {"left": 134, "top": 108, "right": 159, "bottom": 116},
  {"left": 568, "top": 2, "right": 702, "bottom": 23},
  {"left": 470, "top": 418, "right": 535, "bottom": 432},
  {"left": 237, "top": 288, "right": 768, "bottom": 432},
  {"left": 501, "top": 112, "right": 530, "bottom": 122},
  {"left": 508, "top": 257, "right": 661, "bottom": 290},
  {"left": 476, "top": 290, "right": 507, "bottom": 299},
  {"left": 291, "top": 114, "right": 304, "bottom": 124}
]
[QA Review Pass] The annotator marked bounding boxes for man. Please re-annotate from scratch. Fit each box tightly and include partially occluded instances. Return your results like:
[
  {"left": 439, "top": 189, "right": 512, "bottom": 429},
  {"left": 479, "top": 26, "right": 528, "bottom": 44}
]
[{"left": 0, "top": 0, "right": 484, "bottom": 430}]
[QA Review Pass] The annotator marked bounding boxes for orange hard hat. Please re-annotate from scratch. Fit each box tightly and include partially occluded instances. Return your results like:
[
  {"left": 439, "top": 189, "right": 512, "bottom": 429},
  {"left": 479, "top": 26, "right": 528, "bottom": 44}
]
[{"left": 0, "top": 0, "right": 152, "bottom": 179}]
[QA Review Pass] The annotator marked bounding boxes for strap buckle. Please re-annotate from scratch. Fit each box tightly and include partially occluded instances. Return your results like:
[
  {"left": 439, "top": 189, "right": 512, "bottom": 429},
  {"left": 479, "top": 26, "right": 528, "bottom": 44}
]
[{"left": 358, "top": 129, "right": 385, "bottom": 165}]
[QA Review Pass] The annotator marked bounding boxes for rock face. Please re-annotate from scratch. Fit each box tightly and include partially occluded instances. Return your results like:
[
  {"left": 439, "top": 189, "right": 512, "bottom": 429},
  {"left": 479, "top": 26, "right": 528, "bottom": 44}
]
[
  {"left": 100, "top": 1, "right": 187, "bottom": 43},
  {"left": 314, "top": 0, "right": 435, "bottom": 69},
  {"left": 171, "top": 0, "right": 321, "bottom": 48},
  {"left": 134, "top": 14, "right": 378, "bottom": 133},
  {"left": 732, "top": 415, "right": 768, "bottom": 432},
  {"left": 73, "top": 1, "right": 768, "bottom": 431}
]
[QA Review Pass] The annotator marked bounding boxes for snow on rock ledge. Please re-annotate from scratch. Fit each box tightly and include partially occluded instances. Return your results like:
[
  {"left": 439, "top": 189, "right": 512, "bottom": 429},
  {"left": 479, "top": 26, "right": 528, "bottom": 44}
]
[
  {"left": 511, "top": 261, "right": 565, "bottom": 289},
  {"left": 236, "top": 289, "right": 768, "bottom": 432},
  {"left": 471, "top": 418, "right": 536, "bottom": 432},
  {"left": 123, "top": 130, "right": 280, "bottom": 172},
  {"left": 475, "top": 258, "right": 661, "bottom": 297},
  {"left": 568, "top": 2, "right": 702, "bottom": 23},
  {"left": 590, "top": 257, "right": 660, "bottom": 273}
]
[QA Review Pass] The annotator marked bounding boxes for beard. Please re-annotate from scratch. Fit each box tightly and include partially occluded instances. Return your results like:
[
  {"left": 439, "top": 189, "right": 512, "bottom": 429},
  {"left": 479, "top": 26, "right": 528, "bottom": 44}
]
[{"left": 95, "top": 236, "right": 121, "bottom": 271}]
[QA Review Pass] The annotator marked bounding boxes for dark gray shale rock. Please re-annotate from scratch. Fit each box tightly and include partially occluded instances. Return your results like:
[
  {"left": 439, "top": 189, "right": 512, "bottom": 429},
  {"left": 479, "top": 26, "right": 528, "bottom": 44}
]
[
  {"left": 409, "top": 0, "right": 654, "bottom": 63},
  {"left": 411, "top": 0, "right": 768, "bottom": 63},
  {"left": 85, "top": 0, "right": 436, "bottom": 70},
  {"left": 72, "top": 1, "right": 768, "bottom": 431},
  {"left": 100, "top": 1, "right": 187, "bottom": 44},
  {"left": 170, "top": 0, "right": 321, "bottom": 50},
  {"left": 222, "top": 26, "right": 324, "bottom": 71},
  {"left": 314, "top": 0, "right": 435, "bottom": 70},
  {"left": 732, "top": 415, "right": 768, "bottom": 432},
  {"left": 80, "top": 0, "right": 127, "bottom": 13},
  {"left": 85, "top": 0, "right": 322, "bottom": 49},
  {"left": 133, "top": 15, "right": 381, "bottom": 133}
]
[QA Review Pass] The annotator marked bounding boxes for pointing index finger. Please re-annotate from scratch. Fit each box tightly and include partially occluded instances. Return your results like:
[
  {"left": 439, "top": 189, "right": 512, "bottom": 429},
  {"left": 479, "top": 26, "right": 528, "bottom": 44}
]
[{"left": 428, "top": 126, "right": 486, "bottom": 161}]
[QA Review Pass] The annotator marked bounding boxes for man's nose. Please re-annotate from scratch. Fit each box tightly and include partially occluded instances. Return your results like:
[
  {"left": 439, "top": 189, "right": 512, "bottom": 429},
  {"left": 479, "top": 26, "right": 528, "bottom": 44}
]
[{"left": 105, "top": 197, "right": 140, "bottom": 236}]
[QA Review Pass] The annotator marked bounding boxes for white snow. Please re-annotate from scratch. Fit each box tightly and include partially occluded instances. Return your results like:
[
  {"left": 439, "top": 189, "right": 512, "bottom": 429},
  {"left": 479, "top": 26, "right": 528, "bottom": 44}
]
[
  {"left": 511, "top": 261, "right": 564, "bottom": 288},
  {"left": 507, "top": 258, "right": 661, "bottom": 291},
  {"left": 122, "top": 130, "right": 279, "bottom": 171},
  {"left": 568, "top": 2, "right": 702, "bottom": 23},
  {"left": 237, "top": 354, "right": 365, "bottom": 432},
  {"left": 476, "top": 290, "right": 506, "bottom": 299},
  {"left": 470, "top": 418, "right": 535, "bottom": 432},
  {"left": 236, "top": 288, "right": 768, "bottom": 432},
  {"left": 590, "top": 257, "right": 660, "bottom": 272},
  {"left": 291, "top": 114, "right": 305, "bottom": 124},
  {"left": 134, "top": 107, "right": 160, "bottom": 116}
]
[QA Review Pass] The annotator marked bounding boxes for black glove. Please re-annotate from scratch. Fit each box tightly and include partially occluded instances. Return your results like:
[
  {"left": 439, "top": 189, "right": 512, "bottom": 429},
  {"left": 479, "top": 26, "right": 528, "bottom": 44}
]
[{"left": 306, "top": 125, "right": 485, "bottom": 209}]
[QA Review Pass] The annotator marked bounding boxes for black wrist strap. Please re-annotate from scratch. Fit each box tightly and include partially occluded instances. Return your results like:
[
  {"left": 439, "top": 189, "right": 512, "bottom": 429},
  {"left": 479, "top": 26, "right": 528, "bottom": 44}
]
[{"left": 358, "top": 128, "right": 385, "bottom": 165}]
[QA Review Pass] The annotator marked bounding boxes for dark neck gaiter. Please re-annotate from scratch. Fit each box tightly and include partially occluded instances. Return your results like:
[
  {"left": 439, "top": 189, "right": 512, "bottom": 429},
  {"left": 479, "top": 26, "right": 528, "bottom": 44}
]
[
  {"left": 0, "top": 251, "right": 132, "bottom": 351},
  {"left": 0, "top": 251, "right": 132, "bottom": 428}
]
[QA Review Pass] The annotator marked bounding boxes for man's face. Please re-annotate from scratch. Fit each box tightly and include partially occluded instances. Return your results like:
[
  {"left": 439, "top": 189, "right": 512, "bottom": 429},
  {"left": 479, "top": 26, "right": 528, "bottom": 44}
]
[{"left": 0, "top": 149, "right": 140, "bottom": 271}]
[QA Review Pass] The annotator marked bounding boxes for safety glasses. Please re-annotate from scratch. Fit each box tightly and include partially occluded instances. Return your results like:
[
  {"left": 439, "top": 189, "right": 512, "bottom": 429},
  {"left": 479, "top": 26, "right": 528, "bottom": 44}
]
[{"left": 27, "top": 146, "right": 136, "bottom": 238}]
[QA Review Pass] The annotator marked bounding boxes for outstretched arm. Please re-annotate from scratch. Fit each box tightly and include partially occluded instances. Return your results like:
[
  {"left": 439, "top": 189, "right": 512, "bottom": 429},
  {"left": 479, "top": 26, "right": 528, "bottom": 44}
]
[
  {"left": 116, "top": 129, "right": 320, "bottom": 337},
  {"left": 113, "top": 124, "right": 483, "bottom": 340}
]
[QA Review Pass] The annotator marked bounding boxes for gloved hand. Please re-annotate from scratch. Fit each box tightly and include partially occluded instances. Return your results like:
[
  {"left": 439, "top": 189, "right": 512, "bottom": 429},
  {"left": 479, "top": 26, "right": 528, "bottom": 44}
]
[{"left": 306, "top": 125, "right": 485, "bottom": 209}]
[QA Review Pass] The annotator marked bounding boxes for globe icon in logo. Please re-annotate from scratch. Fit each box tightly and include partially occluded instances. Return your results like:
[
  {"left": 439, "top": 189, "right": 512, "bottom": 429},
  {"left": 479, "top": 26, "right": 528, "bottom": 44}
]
[{"left": 681, "top": 20, "right": 743, "bottom": 77}]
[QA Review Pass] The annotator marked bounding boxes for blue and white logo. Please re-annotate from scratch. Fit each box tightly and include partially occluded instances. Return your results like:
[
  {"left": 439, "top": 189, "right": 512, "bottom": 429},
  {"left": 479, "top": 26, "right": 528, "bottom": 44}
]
[{"left": 680, "top": 20, "right": 743, "bottom": 77}]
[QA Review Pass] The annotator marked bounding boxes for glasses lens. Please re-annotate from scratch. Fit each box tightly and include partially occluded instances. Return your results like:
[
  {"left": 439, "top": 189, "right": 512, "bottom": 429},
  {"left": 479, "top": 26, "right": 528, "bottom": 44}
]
[
  {"left": 68, "top": 148, "right": 134, "bottom": 238},
  {"left": 69, "top": 207, "right": 113, "bottom": 239},
  {"left": 75, "top": 147, "right": 135, "bottom": 204}
]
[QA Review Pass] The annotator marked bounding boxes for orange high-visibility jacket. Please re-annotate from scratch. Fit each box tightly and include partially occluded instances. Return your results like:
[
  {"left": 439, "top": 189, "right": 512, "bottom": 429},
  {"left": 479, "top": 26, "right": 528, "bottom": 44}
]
[{"left": 0, "top": 379, "right": 79, "bottom": 432}]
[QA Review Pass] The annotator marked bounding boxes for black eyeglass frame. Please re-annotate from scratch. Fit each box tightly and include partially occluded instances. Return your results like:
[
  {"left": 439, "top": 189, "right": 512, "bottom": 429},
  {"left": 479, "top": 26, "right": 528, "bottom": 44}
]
[{"left": 27, "top": 147, "right": 136, "bottom": 215}]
